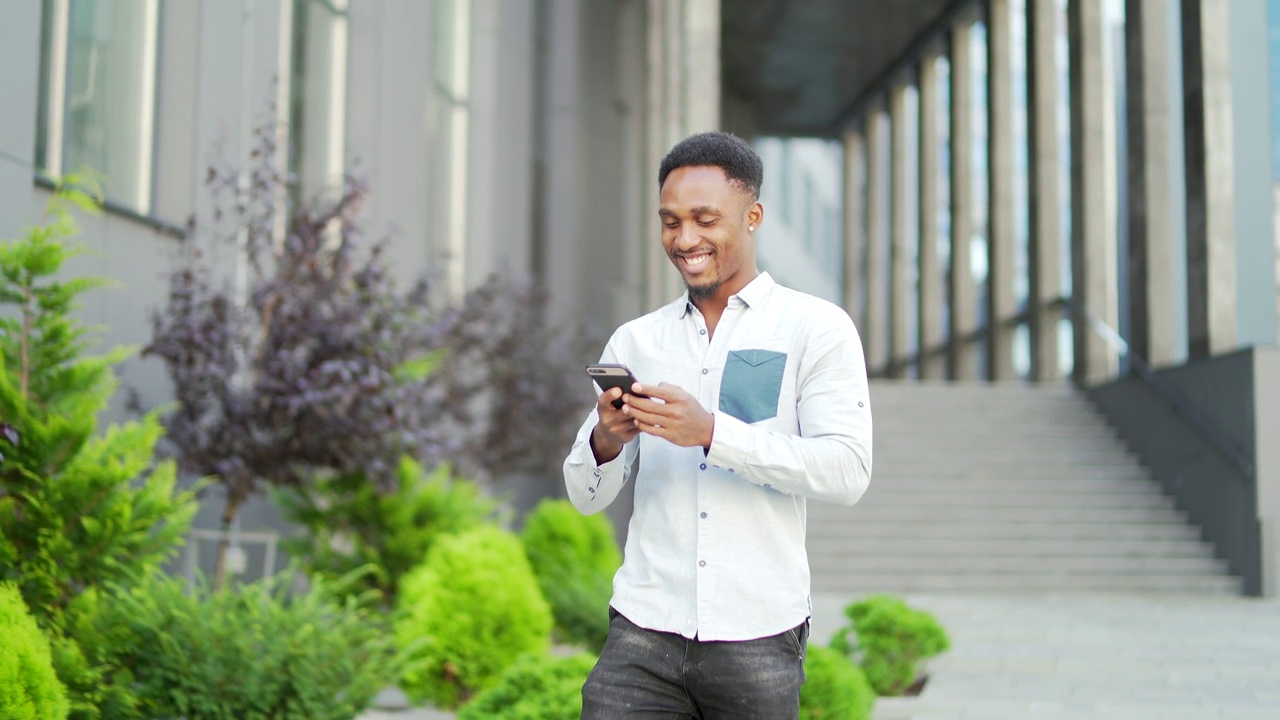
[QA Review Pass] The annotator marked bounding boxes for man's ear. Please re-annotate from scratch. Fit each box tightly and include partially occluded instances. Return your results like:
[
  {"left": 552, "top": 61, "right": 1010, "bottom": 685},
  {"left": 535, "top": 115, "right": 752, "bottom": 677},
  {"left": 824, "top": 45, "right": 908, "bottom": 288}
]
[{"left": 747, "top": 202, "right": 764, "bottom": 231}]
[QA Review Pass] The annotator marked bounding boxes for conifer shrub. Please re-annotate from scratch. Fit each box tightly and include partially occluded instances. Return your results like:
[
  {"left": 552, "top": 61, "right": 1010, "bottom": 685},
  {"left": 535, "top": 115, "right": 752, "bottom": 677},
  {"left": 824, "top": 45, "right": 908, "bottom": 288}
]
[
  {"left": 457, "top": 652, "right": 596, "bottom": 720},
  {"left": 799, "top": 645, "right": 875, "bottom": 720},
  {"left": 395, "top": 525, "right": 552, "bottom": 709},
  {"left": 521, "top": 499, "right": 621, "bottom": 652},
  {"left": 0, "top": 177, "right": 199, "bottom": 718},
  {"left": 277, "top": 457, "right": 497, "bottom": 607},
  {"left": 0, "top": 582, "right": 69, "bottom": 720},
  {"left": 86, "top": 569, "right": 403, "bottom": 720},
  {"left": 830, "top": 595, "right": 950, "bottom": 696}
]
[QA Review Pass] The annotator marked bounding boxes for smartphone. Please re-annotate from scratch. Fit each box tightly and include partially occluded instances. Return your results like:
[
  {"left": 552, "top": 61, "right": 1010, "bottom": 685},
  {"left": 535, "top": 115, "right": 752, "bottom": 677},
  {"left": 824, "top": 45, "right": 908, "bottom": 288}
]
[{"left": 586, "top": 363, "right": 649, "bottom": 409}]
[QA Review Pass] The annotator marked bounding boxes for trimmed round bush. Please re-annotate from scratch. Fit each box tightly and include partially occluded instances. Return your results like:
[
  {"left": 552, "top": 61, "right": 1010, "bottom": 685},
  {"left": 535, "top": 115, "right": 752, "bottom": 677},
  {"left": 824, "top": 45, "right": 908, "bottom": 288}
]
[
  {"left": 0, "top": 582, "right": 70, "bottom": 720},
  {"left": 396, "top": 525, "right": 553, "bottom": 709},
  {"left": 799, "top": 645, "right": 875, "bottom": 720},
  {"left": 521, "top": 499, "right": 621, "bottom": 652},
  {"left": 830, "top": 594, "right": 950, "bottom": 696},
  {"left": 457, "top": 652, "right": 596, "bottom": 720}
]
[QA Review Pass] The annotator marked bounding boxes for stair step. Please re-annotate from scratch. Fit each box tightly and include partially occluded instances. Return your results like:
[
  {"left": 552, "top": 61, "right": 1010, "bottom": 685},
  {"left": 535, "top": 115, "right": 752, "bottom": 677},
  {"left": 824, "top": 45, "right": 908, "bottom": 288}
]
[
  {"left": 850, "top": 489, "right": 1172, "bottom": 509},
  {"left": 805, "top": 537, "right": 1215, "bottom": 558},
  {"left": 874, "top": 448, "right": 1136, "bottom": 464},
  {"left": 810, "top": 572, "right": 1243, "bottom": 594},
  {"left": 842, "top": 477, "right": 1165, "bottom": 494},
  {"left": 871, "top": 463, "right": 1148, "bottom": 480},
  {"left": 807, "top": 520, "right": 1201, "bottom": 541},
  {"left": 813, "top": 382, "right": 1238, "bottom": 595},
  {"left": 808, "top": 554, "right": 1226, "bottom": 574},
  {"left": 822, "top": 505, "right": 1184, "bottom": 523}
]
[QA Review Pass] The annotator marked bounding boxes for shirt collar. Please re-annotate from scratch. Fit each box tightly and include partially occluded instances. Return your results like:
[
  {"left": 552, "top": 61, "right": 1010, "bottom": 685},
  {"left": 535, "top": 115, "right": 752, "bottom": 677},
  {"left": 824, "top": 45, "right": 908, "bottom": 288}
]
[{"left": 677, "top": 272, "right": 776, "bottom": 318}]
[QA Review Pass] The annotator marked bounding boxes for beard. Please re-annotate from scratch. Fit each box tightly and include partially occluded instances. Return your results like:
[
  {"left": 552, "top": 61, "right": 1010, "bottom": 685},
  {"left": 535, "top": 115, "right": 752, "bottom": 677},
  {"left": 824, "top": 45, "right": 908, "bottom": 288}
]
[{"left": 687, "top": 279, "right": 721, "bottom": 302}]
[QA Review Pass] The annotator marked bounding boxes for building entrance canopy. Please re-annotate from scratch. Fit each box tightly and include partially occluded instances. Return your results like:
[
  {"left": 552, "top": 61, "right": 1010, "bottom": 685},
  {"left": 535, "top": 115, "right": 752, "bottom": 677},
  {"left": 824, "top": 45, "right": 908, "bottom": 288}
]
[{"left": 722, "top": 0, "right": 957, "bottom": 136}]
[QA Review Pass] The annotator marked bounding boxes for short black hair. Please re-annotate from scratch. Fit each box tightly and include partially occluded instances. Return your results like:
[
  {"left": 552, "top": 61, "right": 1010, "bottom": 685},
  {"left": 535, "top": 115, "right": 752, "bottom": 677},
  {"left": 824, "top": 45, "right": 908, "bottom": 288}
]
[{"left": 658, "top": 131, "right": 763, "bottom": 200}]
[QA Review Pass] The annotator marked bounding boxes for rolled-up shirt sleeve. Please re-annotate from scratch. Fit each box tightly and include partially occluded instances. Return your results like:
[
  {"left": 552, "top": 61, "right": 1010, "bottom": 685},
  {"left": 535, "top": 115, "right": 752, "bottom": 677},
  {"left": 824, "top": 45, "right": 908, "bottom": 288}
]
[
  {"left": 705, "top": 307, "right": 872, "bottom": 506},
  {"left": 563, "top": 336, "right": 639, "bottom": 515}
]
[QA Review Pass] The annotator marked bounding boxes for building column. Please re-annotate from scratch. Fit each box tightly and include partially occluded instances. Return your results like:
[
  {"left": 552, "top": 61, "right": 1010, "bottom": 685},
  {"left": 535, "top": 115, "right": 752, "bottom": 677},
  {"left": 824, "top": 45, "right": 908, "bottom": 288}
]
[
  {"left": 987, "top": 0, "right": 1017, "bottom": 380},
  {"left": 643, "top": 0, "right": 722, "bottom": 310},
  {"left": 1125, "top": 0, "right": 1177, "bottom": 367},
  {"left": 918, "top": 52, "right": 947, "bottom": 380},
  {"left": 1026, "top": 0, "right": 1062, "bottom": 382},
  {"left": 866, "top": 105, "right": 891, "bottom": 374},
  {"left": 842, "top": 127, "right": 868, "bottom": 329},
  {"left": 1181, "top": 0, "right": 1237, "bottom": 358},
  {"left": 949, "top": 23, "right": 980, "bottom": 380},
  {"left": 1068, "top": 0, "right": 1119, "bottom": 384},
  {"left": 889, "top": 84, "right": 913, "bottom": 379}
]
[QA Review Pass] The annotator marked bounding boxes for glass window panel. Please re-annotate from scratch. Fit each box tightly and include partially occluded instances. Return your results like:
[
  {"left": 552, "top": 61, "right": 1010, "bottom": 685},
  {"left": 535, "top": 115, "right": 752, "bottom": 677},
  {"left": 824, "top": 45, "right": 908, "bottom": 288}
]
[
  {"left": 937, "top": 55, "right": 953, "bottom": 340},
  {"left": 903, "top": 85, "right": 921, "bottom": 368},
  {"left": 1012, "top": 0, "right": 1032, "bottom": 378},
  {"left": 61, "top": 0, "right": 159, "bottom": 211},
  {"left": 972, "top": 20, "right": 990, "bottom": 377},
  {"left": 1056, "top": 0, "right": 1074, "bottom": 374},
  {"left": 289, "top": 0, "right": 349, "bottom": 201}
]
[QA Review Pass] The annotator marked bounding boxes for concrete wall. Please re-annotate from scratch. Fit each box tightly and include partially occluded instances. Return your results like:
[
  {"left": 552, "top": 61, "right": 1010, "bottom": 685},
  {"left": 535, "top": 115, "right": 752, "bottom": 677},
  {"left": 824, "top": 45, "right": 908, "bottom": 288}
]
[
  {"left": 0, "top": 0, "right": 666, "bottom": 572},
  {"left": 1229, "top": 0, "right": 1279, "bottom": 348},
  {"left": 1087, "top": 349, "right": 1269, "bottom": 595}
]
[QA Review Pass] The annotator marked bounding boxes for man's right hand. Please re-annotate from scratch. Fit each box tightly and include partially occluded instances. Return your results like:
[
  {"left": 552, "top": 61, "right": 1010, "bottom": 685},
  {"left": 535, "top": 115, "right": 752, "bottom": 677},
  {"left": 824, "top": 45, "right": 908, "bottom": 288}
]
[{"left": 590, "top": 386, "right": 641, "bottom": 464}]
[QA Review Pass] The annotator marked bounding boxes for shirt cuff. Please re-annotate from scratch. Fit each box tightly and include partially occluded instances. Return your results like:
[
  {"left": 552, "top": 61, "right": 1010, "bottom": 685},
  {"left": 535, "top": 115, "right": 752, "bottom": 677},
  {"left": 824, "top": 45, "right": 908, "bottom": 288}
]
[
  {"left": 706, "top": 410, "right": 753, "bottom": 472},
  {"left": 569, "top": 436, "right": 628, "bottom": 496}
]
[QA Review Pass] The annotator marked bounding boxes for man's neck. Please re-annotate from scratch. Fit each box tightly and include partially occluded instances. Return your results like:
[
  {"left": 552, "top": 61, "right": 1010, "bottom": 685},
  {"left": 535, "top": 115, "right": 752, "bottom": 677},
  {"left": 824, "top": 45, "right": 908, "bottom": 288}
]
[{"left": 692, "top": 269, "right": 759, "bottom": 339}]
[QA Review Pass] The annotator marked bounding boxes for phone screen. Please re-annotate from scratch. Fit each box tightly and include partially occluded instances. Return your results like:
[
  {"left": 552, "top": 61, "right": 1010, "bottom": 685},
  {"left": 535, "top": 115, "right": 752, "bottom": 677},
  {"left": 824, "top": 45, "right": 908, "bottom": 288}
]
[{"left": 586, "top": 363, "right": 649, "bottom": 409}]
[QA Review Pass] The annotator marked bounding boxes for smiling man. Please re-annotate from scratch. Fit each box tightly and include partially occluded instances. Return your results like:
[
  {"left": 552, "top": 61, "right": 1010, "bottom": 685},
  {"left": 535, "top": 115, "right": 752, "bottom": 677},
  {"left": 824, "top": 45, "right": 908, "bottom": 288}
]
[{"left": 564, "top": 131, "right": 873, "bottom": 719}]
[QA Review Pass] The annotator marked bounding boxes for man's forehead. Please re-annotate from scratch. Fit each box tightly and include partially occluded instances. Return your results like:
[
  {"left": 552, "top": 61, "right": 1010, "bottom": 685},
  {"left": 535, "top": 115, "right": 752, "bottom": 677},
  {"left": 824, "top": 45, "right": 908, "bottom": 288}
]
[{"left": 659, "top": 166, "right": 751, "bottom": 208}]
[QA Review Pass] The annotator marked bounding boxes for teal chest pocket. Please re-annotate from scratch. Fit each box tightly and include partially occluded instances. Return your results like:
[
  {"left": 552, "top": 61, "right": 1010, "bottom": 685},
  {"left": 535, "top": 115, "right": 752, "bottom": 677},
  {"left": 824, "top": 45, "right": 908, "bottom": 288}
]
[{"left": 719, "top": 349, "right": 787, "bottom": 424}]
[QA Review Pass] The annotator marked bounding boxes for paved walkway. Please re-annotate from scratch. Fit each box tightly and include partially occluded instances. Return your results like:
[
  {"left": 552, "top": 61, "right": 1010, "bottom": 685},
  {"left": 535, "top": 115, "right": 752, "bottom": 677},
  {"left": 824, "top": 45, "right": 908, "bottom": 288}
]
[
  {"left": 808, "top": 592, "right": 1280, "bottom": 720},
  {"left": 362, "top": 592, "right": 1280, "bottom": 719}
]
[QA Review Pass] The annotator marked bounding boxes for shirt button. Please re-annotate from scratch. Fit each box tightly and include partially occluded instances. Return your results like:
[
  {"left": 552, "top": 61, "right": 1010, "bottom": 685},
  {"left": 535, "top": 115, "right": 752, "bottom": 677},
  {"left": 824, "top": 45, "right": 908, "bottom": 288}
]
[
  {"left": 700, "top": 512, "right": 708, "bottom": 519},
  {"left": 699, "top": 560, "right": 706, "bottom": 567},
  {"left": 701, "top": 368, "right": 709, "bottom": 375},
  {"left": 699, "top": 463, "right": 707, "bottom": 471},
  {"left": 588, "top": 487, "right": 595, "bottom": 493}
]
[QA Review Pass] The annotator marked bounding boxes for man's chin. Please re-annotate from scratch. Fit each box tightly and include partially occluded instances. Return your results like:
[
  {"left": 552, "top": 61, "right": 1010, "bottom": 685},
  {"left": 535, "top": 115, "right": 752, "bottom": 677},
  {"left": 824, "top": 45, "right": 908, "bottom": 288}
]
[{"left": 687, "top": 279, "right": 720, "bottom": 302}]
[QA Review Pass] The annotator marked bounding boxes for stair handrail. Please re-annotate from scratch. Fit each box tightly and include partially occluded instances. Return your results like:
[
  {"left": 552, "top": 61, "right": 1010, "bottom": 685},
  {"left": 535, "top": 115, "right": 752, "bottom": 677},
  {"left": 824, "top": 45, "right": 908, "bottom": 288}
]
[{"left": 1064, "top": 295, "right": 1256, "bottom": 479}]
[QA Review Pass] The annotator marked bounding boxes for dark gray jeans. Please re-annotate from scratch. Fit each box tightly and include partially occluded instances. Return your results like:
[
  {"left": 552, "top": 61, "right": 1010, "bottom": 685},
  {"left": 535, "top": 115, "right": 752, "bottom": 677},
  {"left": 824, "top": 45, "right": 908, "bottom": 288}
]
[{"left": 580, "top": 608, "right": 809, "bottom": 719}]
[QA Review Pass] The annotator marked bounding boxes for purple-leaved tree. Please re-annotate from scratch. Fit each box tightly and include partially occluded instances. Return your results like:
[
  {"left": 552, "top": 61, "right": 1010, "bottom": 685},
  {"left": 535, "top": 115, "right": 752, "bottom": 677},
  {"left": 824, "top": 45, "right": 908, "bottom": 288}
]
[{"left": 146, "top": 118, "right": 588, "bottom": 584}]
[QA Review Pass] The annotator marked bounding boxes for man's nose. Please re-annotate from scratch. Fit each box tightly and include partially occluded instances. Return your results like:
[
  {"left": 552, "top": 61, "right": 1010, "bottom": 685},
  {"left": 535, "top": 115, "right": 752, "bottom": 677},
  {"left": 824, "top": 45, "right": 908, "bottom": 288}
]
[{"left": 674, "top": 222, "right": 699, "bottom": 250}]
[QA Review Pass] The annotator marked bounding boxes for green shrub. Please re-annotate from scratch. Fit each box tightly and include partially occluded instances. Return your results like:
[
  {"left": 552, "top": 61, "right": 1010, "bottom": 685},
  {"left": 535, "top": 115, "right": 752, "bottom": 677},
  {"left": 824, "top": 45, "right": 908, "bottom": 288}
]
[
  {"left": 0, "top": 177, "right": 199, "bottom": 718},
  {"left": 0, "top": 582, "right": 69, "bottom": 720},
  {"left": 830, "top": 595, "right": 950, "bottom": 696},
  {"left": 799, "top": 645, "right": 874, "bottom": 720},
  {"left": 395, "top": 525, "right": 553, "bottom": 709},
  {"left": 521, "top": 499, "right": 621, "bottom": 652},
  {"left": 278, "top": 457, "right": 497, "bottom": 607},
  {"left": 457, "top": 652, "right": 596, "bottom": 720},
  {"left": 85, "top": 569, "right": 403, "bottom": 720}
]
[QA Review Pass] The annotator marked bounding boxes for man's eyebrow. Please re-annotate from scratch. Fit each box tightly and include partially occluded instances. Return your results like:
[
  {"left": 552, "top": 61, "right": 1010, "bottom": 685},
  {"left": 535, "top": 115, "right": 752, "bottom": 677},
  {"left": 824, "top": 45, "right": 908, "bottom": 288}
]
[{"left": 658, "top": 205, "right": 723, "bottom": 217}]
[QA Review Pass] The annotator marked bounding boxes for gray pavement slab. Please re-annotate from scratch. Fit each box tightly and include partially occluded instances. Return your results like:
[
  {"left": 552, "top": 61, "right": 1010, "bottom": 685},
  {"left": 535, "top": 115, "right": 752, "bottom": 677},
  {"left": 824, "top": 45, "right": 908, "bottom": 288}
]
[
  {"left": 361, "top": 593, "right": 1280, "bottom": 719},
  {"left": 808, "top": 592, "right": 1280, "bottom": 720}
]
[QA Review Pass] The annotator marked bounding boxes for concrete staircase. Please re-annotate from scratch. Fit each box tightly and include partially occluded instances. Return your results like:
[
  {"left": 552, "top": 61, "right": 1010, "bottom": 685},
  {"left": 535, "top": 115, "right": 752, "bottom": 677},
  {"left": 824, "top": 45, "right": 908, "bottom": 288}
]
[{"left": 807, "top": 381, "right": 1241, "bottom": 595}]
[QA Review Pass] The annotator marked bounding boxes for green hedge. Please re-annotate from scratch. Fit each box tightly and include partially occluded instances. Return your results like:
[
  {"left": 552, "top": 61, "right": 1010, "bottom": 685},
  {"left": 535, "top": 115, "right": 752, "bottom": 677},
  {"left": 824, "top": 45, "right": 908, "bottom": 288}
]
[
  {"left": 830, "top": 595, "right": 950, "bottom": 696},
  {"left": 0, "top": 582, "right": 69, "bottom": 720},
  {"left": 396, "top": 525, "right": 553, "bottom": 709},
  {"left": 521, "top": 499, "right": 621, "bottom": 652},
  {"left": 84, "top": 570, "right": 402, "bottom": 720},
  {"left": 458, "top": 652, "right": 596, "bottom": 720},
  {"left": 799, "top": 645, "right": 875, "bottom": 720}
]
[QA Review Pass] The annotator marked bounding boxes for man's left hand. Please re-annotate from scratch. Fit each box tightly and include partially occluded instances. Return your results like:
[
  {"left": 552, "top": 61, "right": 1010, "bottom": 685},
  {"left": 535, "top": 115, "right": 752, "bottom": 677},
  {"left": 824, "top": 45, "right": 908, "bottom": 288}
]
[{"left": 622, "top": 382, "right": 715, "bottom": 449}]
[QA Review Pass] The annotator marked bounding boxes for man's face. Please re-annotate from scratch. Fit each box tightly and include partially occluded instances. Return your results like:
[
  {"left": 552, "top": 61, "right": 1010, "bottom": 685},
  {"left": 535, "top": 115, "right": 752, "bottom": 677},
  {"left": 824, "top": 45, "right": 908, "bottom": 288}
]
[{"left": 658, "top": 165, "right": 762, "bottom": 302}]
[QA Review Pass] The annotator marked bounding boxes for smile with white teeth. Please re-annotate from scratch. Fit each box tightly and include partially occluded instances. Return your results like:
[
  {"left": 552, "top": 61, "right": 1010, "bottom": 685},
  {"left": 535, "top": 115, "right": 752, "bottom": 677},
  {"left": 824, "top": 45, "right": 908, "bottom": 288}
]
[{"left": 682, "top": 254, "right": 710, "bottom": 267}]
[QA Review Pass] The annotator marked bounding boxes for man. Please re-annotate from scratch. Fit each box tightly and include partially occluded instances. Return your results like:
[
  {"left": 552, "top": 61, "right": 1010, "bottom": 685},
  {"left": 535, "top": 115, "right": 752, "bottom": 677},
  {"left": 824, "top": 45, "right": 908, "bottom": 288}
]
[{"left": 563, "top": 131, "right": 873, "bottom": 719}]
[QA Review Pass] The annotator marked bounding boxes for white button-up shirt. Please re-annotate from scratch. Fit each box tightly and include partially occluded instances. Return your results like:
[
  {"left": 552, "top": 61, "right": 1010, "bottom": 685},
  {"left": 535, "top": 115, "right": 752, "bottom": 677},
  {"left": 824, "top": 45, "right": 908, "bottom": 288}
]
[{"left": 563, "top": 272, "right": 873, "bottom": 642}]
